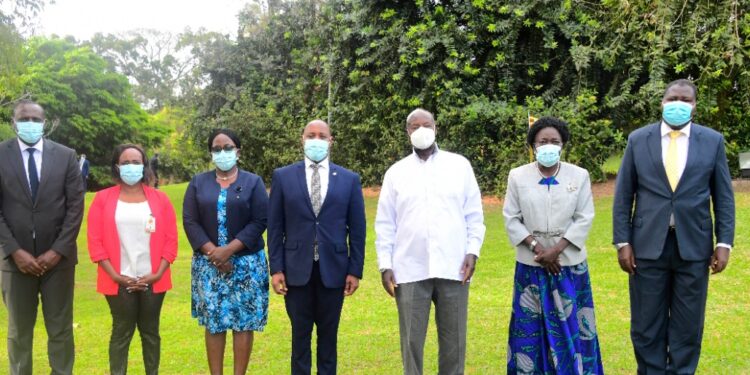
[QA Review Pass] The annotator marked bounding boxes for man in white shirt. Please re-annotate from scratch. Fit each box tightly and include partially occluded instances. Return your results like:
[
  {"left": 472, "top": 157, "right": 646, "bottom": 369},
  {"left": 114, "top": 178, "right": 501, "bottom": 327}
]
[{"left": 375, "top": 108, "right": 485, "bottom": 375}]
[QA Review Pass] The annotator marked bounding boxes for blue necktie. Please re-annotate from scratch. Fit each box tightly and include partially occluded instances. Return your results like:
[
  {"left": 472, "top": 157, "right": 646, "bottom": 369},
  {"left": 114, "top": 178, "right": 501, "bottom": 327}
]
[{"left": 28, "top": 148, "right": 39, "bottom": 202}]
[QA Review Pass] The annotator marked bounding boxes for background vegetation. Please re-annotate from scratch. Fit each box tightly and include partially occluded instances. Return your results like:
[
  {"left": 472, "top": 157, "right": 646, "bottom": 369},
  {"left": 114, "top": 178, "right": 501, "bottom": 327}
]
[{"left": 2, "top": 0, "right": 750, "bottom": 193}]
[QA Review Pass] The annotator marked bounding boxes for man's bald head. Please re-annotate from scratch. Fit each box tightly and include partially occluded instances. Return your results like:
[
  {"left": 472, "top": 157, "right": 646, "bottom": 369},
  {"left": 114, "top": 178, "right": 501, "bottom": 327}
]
[
  {"left": 303, "top": 119, "right": 330, "bottom": 134},
  {"left": 302, "top": 119, "right": 333, "bottom": 143},
  {"left": 406, "top": 108, "right": 434, "bottom": 128}
]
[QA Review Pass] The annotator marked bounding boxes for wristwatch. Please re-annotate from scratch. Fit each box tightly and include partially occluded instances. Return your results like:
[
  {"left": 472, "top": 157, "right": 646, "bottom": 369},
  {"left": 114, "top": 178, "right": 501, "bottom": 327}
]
[{"left": 528, "top": 239, "right": 538, "bottom": 251}]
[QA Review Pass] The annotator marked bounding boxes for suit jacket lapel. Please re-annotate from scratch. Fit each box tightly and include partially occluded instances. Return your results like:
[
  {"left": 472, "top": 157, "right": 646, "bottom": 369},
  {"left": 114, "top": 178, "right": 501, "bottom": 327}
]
[
  {"left": 320, "top": 164, "right": 339, "bottom": 213},
  {"left": 295, "top": 162, "right": 315, "bottom": 215},
  {"left": 646, "top": 124, "right": 672, "bottom": 192},
  {"left": 678, "top": 125, "right": 701, "bottom": 193},
  {"left": 6, "top": 140, "right": 33, "bottom": 203},
  {"left": 37, "top": 141, "right": 56, "bottom": 202}
]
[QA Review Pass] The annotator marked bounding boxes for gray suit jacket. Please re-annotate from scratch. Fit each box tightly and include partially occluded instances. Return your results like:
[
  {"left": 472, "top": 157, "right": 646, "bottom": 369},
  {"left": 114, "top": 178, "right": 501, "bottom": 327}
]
[
  {"left": 612, "top": 122, "right": 735, "bottom": 261},
  {"left": 503, "top": 162, "right": 595, "bottom": 266},
  {"left": 0, "top": 138, "right": 85, "bottom": 271}
]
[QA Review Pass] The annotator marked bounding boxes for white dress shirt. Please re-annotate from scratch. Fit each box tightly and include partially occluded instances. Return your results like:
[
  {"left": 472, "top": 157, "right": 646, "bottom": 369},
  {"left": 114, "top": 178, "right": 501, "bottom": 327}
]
[
  {"left": 116, "top": 200, "right": 153, "bottom": 277},
  {"left": 660, "top": 121, "right": 690, "bottom": 185},
  {"left": 305, "top": 157, "right": 329, "bottom": 204},
  {"left": 17, "top": 138, "right": 44, "bottom": 187},
  {"left": 375, "top": 148, "right": 486, "bottom": 284}
]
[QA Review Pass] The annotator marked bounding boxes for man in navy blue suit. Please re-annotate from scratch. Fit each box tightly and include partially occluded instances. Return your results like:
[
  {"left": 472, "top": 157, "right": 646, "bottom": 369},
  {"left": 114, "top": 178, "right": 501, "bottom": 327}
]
[
  {"left": 613, "top": 79, "right": 735, "bottom": 374},
  {"left": 268, "top": 119, "right": 366, "bottom": 375}
]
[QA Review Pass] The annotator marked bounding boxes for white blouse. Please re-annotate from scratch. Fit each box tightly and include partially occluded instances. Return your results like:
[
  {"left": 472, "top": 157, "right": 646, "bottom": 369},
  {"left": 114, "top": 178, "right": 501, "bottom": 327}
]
[{"left": 115, "top": 200, "right": 153, "bottom": 277}]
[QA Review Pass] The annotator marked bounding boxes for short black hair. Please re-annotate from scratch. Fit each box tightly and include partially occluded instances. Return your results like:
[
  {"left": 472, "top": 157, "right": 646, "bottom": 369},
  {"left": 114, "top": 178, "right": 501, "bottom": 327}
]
[
  {"left": 526, "top": 116, "right": 571, "bottom": 147},
  {"left": 110, "top": 143, "right": 154, "bottom": 184},
  {"left": 207, "top": 128, "right": 241, "bottom": 152},
  {"left": 663, "top": 79, "right": 697, "bottom": 100},
  {"left": 13, "top": 99, "right": 44, "bottom": 118}
]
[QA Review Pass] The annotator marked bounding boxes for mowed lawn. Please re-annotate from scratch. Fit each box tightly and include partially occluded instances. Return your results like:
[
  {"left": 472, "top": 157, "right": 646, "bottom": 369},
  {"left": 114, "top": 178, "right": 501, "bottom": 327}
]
[{"left": 1, "top": 183, "right": 749, "bottom": 374}]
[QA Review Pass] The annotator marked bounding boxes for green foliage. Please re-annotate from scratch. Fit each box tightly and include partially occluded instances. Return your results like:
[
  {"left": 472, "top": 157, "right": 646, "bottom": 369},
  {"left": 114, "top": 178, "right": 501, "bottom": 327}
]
[
  {"left": 0, "top": 121, "right": 14, "bottom": 141},
  {"left": 20, "top": 37, "right": 170, "bottom": 189},
  {"left": 88, "top": 29, "right": 211, "bottom": 112},
  {"left": 150, "top": 106, "right": 206, "bottom": 182},
  {"left": 189, "top": 0, "right": 748, "bottom": 193}
]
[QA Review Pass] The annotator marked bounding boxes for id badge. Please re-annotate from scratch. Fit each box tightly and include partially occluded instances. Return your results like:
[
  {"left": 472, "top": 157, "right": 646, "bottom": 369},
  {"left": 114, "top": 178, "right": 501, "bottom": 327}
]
[{"left": 145, "top": 215, "right": 156, "bottom": 233}]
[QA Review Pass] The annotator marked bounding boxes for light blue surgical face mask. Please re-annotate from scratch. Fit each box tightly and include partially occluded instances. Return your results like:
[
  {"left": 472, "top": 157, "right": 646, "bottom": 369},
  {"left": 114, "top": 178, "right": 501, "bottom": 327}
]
[
  {"left": 15, "top": 121, "right": 44, "bottom": 145},
  {"left": 304, "top": 139, "right": 329, "bottom": 163},
  {"left": 535, "top": 144, "right": 562, "bottom": 167},
  {"left": 119, "top": 164, "right": 144, "bottom": 186},
  {"left": 662, "top": 101, "right": 693, "bottom": 128},
  {"left": 212, "top": 149, "right": 238, "bottom": 172}
]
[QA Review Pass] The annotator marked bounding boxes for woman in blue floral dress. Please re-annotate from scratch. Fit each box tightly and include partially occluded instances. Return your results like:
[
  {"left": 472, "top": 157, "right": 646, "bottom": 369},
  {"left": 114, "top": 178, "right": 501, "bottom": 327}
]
[
  {"left": 502, "top": 117, "right": 603, "bottom": 374},
  {"left": 183, "top": 129, "right": 269, "bottom": 375}
]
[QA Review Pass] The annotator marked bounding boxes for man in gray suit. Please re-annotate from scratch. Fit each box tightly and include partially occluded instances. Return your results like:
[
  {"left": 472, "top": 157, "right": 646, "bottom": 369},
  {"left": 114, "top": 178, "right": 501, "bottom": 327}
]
[
  {"left": 0, "top": 100, "right": 84, "bottom": 374},
  {"left": 613, "top": 79, "right": 735, "bottom": 374}
]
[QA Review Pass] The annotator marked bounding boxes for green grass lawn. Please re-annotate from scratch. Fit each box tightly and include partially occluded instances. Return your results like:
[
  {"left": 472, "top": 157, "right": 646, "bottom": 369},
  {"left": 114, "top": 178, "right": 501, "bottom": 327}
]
[{"left": 1, "top": 183, "right": 748, "bottom": 374}]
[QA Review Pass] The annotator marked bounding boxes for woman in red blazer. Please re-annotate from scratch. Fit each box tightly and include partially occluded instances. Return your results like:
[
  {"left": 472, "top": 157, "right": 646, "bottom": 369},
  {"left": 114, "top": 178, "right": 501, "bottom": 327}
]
[{"left": 87, "top": 144, "right": 178, "bottom": 375}]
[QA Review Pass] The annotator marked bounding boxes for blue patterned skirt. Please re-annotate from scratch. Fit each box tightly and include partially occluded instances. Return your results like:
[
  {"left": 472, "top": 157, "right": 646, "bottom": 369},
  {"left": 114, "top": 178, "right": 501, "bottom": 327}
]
[
  {"left": 191, "top": 251, "right": 269, "bottom": 334},
  {"left": 507, "top": 261, "right": 603, "bottom": 374}
]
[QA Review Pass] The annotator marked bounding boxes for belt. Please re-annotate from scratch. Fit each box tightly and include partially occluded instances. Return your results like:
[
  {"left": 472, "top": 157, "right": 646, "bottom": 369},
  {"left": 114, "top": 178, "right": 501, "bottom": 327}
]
[{"left": 532, "top": 230, "right": 563, "bottom": 238}]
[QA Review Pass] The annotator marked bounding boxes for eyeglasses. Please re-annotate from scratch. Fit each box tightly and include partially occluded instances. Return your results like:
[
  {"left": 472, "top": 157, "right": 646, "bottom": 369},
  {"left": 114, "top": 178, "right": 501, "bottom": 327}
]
[
  {"left": 211, "top": 145, "right": 236, "bottom": 153},
  {"left": 534, "top": 140, "right": 562, "bottom": 147}
]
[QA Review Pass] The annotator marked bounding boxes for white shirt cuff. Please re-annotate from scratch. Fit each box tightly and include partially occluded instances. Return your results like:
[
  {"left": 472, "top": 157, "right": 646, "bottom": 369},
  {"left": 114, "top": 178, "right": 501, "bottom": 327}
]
[{"left": 716, "top": 243, "right": 732, "bottom": 251}]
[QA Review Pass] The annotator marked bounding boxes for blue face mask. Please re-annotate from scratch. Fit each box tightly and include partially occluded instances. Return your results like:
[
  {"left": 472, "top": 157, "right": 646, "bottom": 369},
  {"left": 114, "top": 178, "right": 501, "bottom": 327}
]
[
  {"left": 119, "top": 164, "right": 144, "bottom": 186},
  {"left": 212, "top": 149, "right": 238, "bottom": 172},
  {"left": 304, "top": 139, "right": 329, "bottom": 163},
  {"left": 662, "top": 101, "right": 693, "bottom": 128},
  {"left": 536, "top": 144, "right": 562, "bottom": 167},
  {"left": 15, "top": 121, "right": 44, "bottom": 145}
]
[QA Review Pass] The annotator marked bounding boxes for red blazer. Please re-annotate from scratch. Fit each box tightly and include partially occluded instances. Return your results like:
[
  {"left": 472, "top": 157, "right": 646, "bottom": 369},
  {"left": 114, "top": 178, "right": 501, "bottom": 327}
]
[{"left": 87, "top": 185, "right": 178, "bottom": 295}]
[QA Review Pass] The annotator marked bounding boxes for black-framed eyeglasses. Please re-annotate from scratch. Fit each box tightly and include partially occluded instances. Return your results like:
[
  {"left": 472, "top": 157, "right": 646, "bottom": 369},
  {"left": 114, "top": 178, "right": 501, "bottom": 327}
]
[{"left": 211, "top": 145, "right": 236, "bottom": 153}]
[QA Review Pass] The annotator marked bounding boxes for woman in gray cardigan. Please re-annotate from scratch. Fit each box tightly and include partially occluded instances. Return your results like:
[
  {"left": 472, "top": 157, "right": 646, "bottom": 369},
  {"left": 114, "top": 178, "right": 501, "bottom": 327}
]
[{"left": 503, "top": 117, "right": 603, "bottom": 374}]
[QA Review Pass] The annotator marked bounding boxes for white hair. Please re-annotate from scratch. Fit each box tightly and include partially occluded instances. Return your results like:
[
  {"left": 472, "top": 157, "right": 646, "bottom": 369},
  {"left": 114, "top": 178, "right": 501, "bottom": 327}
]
[{"left": 406, "top": 108, "right": 434, "bottom": 127}]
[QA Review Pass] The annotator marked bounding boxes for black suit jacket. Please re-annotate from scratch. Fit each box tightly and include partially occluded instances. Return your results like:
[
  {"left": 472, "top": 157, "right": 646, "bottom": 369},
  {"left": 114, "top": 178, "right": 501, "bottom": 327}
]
[
  {"left": 0, "top": 138, "right": 85, "bottom": 271},
  {"left": 613, "top": 122, "right": 735, "bottom": 260}
]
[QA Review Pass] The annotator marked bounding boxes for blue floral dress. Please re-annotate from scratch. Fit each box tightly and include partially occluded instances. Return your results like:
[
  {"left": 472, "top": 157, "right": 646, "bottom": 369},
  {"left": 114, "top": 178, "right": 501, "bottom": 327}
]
[{"left": 191, "top": 189, "right": 269, "bottom": 334}]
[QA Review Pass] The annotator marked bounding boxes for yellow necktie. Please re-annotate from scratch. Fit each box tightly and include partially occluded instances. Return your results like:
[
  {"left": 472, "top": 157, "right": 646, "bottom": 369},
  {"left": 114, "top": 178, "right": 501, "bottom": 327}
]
[{"left": 665, "top": 130, "right": 681, "bottom": 191}]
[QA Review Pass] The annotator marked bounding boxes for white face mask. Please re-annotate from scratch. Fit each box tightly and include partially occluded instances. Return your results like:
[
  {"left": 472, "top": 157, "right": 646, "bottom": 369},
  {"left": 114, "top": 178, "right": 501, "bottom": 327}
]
[{"left": 410, "top": 126, "right": 436, "bottom": 150}]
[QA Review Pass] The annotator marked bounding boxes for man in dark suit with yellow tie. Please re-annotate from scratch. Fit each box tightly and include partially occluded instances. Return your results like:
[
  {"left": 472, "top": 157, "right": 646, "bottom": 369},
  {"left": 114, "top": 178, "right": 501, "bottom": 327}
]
[
  {"left": 268, "top": 120, "right": 366, "bottom": 375},
  {"left": 613, "top": 79, "right": 735, "bottom": 374},
  {"left": 0, "top": 100, "right": 85, "bottom": 374}
]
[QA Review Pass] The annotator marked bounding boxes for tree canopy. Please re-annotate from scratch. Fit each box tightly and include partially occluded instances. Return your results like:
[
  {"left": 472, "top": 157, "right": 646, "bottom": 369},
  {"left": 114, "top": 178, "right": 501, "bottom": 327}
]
[
  {"left": 190, "top": 0, "right": 750, "bottom": 194},
  {"left": 18, "top": 37, "right": 169, "bottom": 187}
]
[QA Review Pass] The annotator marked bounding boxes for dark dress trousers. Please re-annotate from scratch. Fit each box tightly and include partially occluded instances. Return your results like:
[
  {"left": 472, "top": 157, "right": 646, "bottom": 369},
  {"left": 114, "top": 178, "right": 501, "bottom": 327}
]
[
  {"left": 0, "top": 138, "right": 85, "bottom": 375},
  {"left": 268, "top": 160, "right": 366, "bottom": 375},
  {"left": 613, "top": 122, "right": 735, "bottom": 374}
]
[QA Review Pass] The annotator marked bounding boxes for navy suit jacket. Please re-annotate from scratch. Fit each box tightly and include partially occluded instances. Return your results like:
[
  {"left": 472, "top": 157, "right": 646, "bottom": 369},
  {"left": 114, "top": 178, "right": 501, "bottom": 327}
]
[
  {"left": 613, "top": 122, "right": 735, "bottom": 261},
  {"left": 268, "top": 160, "right": 366, "bottom": 288},
  {"left": 183, "top": 170, "right": 268, "bottom": 256}
]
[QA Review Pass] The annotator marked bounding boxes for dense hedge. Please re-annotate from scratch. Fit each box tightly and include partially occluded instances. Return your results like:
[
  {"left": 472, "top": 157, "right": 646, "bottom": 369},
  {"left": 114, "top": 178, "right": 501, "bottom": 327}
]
[{"left": 188, "top": 0, "right": 750, "bottom": 194}]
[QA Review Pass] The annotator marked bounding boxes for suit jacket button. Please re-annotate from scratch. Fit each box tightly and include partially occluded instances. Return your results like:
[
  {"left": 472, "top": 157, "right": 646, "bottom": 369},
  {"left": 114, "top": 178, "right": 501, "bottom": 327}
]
[{"left": 316, "top": 221, "right": 319, "bottom": 225}]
